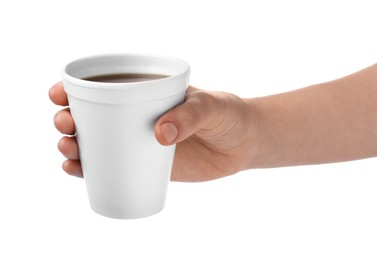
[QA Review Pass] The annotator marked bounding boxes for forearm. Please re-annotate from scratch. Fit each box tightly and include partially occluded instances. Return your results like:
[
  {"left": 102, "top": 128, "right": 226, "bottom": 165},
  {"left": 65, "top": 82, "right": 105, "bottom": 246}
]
[{"left": 246, "top": 64, "right": 377, "bottom": 168}]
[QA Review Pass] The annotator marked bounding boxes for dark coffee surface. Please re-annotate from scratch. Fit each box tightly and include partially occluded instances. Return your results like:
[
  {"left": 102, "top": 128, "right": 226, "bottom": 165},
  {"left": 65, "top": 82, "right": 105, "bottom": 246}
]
[{"left": 83, "top": 73, "right": 168, "bottom": 83}]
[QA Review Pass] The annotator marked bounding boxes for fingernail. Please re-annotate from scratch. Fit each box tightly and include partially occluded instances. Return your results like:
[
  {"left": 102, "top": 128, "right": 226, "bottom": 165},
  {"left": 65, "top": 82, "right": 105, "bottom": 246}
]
[{"left": 160, "top": 122, "right": 178, "bottom": 144}]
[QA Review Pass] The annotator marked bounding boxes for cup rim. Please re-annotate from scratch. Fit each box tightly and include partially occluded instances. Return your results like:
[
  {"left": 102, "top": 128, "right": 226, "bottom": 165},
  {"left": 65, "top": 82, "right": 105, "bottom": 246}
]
[{"left": 61, "top": 53, "right": 190, "bottom": 90}]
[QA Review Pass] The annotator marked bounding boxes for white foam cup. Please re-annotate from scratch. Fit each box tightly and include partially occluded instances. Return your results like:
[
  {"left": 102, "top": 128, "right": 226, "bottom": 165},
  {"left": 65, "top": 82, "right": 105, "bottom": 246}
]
[{"left": 62, "top": 53, "right": 190, "bottom": 219}]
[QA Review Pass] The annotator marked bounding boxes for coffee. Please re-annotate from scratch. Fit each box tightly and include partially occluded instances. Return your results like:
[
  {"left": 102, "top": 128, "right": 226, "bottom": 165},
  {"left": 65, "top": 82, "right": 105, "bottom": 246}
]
[{"left": 83, "top": 73, "right": 168, "bottom": 83}]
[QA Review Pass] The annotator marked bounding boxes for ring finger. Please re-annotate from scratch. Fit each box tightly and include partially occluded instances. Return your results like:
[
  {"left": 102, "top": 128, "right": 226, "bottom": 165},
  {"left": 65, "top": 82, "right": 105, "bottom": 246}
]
[
  {"left": 58, "top": 136, "right": 80, "bottom": 160},
  {"left": 54, "top": 108, "right": 76, "bottom": 135}
]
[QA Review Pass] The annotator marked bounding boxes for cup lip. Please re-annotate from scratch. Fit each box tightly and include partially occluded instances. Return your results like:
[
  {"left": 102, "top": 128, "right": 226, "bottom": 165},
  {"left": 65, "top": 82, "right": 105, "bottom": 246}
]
[{"left": 61, "top": 53, "right": 190, "bottom": 90}]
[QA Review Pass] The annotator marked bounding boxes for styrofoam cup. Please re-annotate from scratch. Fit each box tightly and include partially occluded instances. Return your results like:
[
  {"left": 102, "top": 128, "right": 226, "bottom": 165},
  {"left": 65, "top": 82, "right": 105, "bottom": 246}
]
[{"left": 61, "top": 53, "right": 190, "bottom": 219}]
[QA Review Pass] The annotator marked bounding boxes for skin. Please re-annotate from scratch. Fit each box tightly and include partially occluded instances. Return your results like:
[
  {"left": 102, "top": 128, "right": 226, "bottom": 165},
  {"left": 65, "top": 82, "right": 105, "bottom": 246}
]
[{"left": 49, "top": 64, "right": 377, "bottom": 182}]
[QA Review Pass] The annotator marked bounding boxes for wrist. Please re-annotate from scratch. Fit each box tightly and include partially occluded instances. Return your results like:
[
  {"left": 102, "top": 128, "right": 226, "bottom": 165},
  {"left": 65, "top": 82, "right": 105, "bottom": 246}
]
[{"left": 240, "top": 97, "right": 277, "bottom": 170}]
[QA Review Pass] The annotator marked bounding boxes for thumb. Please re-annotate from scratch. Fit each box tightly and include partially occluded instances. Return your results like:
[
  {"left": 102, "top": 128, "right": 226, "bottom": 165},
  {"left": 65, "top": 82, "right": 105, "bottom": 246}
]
[{"left": 154, "top": 88, "right": 215, "bottom": 145}]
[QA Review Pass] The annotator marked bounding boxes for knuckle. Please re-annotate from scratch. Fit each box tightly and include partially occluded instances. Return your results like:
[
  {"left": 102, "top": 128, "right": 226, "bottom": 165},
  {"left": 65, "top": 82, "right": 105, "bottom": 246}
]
[
  {"left": 184, "top": 102, "right": 202, "bottom": 126},
  {"left": 184, "top": 90, "right": 219, "bottom": 125}
]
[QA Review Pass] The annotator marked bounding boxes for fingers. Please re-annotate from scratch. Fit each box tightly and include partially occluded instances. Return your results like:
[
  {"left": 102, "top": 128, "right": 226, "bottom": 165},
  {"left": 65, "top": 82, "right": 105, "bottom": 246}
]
[
  {"left": 154, "top": 87, "right": 218, "bottom": 145},
  {"left": 49, "top": 81, "right": 69, "bottom": 106},
  {"left": 58, "top": 131, "right": 82, "bottom": 178},
  {"left": 50, "top": 81, "right": 82, "bottom": 178},
  {"left": 50, "top": 81, "right": 75, "bottom": 134},
  {"left": 58, "top": 136, "right": 82, "bottom": 177},
  {"left": 54, "top": 108, "right": 76, "bottom": 135},
  {"left": 62, "top": 160, "right": 83, "bottom": 178}
]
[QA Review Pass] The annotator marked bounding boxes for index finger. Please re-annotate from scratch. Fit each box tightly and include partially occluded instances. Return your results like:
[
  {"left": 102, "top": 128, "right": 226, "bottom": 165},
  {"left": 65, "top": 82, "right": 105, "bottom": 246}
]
[{"left": 49, "top": 81, "right": 69, "bottom": 106}]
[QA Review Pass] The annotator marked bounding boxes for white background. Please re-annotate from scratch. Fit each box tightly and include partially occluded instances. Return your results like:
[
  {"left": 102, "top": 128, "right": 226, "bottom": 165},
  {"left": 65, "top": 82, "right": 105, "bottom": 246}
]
[{"left": 0, "top": 0, "right": 376, "bottom": 259}]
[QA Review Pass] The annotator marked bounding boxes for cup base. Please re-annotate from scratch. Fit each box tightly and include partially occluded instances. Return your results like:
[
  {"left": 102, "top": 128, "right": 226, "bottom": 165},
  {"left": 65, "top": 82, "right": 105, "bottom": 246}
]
[{"left": 90, "top": 205, "right": 165, "bottom": 219}]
